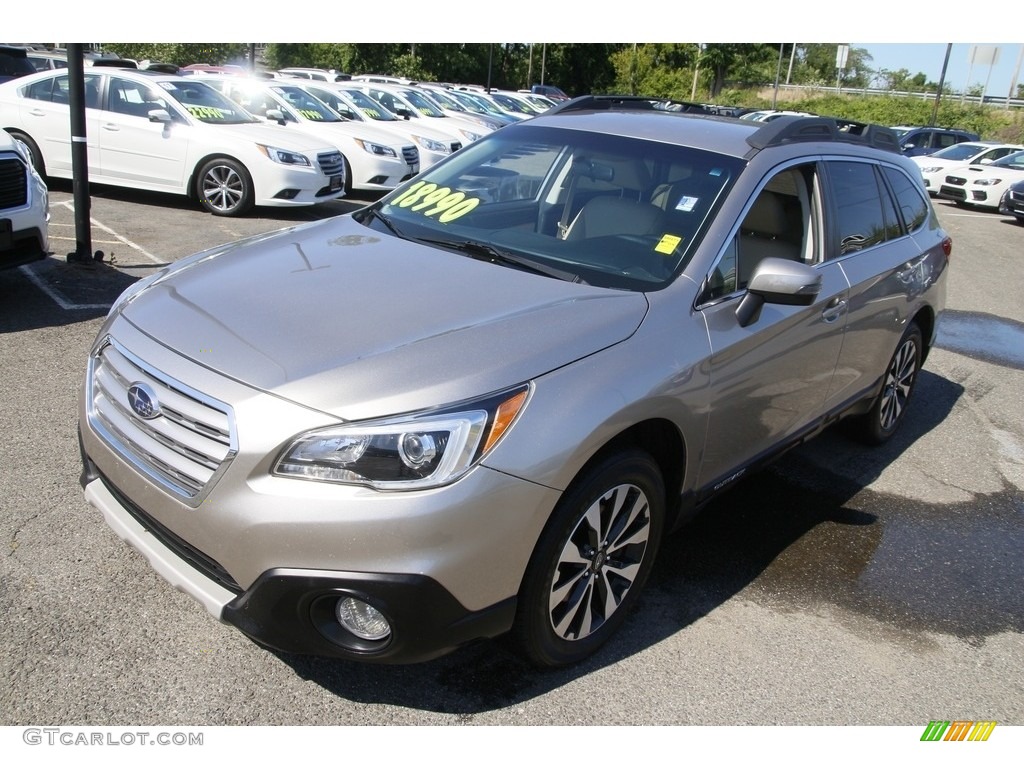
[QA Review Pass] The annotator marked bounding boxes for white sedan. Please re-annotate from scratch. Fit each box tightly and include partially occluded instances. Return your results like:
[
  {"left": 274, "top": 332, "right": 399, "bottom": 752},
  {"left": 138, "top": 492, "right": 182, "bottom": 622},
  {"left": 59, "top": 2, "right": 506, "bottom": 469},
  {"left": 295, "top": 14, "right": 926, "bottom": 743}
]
[
  {"left": 197, "top": 77, "right": 419, "bottom": 193},
  {"left": 936, "top": 150, "right": 1024, "bottom": 210},
  {"left": 913, "top": 141, "right": 1024, "bottom": 196},
  {"left": 0, "top": 68, "right": 346, "bottom": 216}
]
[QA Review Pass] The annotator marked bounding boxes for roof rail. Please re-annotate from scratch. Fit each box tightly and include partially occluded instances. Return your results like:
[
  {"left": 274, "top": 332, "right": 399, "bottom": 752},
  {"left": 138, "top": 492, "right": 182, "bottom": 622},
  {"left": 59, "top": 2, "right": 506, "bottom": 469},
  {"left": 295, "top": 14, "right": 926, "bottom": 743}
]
[
  {"left": 745, "top": 116, "right": 901, "bottom": 155},
  {"left": 545, "top": 94, "right": 716, "bottom": 116}
]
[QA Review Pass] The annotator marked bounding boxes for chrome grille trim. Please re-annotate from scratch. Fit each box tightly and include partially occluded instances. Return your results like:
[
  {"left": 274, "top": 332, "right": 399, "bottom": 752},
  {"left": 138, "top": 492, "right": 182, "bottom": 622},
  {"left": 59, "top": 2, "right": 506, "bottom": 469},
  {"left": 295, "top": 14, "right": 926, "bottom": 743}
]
[
  {"left": 317, "top": 151, "right": 345, "bottom": 177},
  {"left": 401, "top": 145, "right": 419, "bottom": 166},
  {"left": 87, "top": 337, "right": 238, "bottom": 505}
]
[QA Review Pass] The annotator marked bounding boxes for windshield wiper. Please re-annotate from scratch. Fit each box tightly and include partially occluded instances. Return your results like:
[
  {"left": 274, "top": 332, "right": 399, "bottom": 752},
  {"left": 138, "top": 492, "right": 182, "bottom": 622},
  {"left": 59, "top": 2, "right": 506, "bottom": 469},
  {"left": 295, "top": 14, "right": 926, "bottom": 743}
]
[
  {"left": 359, "top": 206, "right": 405, "bottom": 238},
  {"left": 419, "top": 237, "right": 586, "bottom": 284}
]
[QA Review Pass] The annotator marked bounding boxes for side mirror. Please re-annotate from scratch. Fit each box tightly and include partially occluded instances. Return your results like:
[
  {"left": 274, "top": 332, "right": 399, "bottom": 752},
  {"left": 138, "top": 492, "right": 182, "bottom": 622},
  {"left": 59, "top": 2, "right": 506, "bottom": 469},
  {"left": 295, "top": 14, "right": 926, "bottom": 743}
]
[
  {"left": 736, "top": 257, "right": 822, "bottom": 327},
  {"left": 265, "top": 108, "right": 287, "bottom": 125},
  {"left": 147, "top": 109, "right": 172, "bottom": 124}
]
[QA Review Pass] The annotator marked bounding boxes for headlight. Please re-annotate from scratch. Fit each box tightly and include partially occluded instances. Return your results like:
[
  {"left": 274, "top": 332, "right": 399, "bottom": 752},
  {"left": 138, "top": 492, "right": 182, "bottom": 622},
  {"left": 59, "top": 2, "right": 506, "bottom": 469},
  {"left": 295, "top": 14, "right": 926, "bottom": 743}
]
[
  {"left": 458, "top": 128, "right": 484, "bottom": 142},
  {"left": 256, "top": 144, "right": 312, "bottom": 166},
  {"left": 920, "top": 166, "right": 942, "bottom": 174},
  {"left": 974, "top": 178, "right": 1002, "bottom": 186},
  {"left": 354, "top": 139, "right": 398, "bottom": 158},
  {"left": 274, "top": 387, "right": 529, "bottom": 490},
  {"left": 412, "top": 135, "right": 450, "bottom": 154}
]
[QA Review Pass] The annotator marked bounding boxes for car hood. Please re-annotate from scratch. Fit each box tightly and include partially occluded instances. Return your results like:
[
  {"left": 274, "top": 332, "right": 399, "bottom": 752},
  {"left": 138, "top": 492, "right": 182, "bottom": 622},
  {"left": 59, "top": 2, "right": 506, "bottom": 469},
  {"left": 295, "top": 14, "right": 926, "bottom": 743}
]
[
  {"left": 281, "top": 118, "right": 413, "bottom": 151},
  {"left": 121, "top": 216, "right": 648, "bottom": 419},
  {"left": 204, "top": 121, "right": 336, "bottom": 154}
]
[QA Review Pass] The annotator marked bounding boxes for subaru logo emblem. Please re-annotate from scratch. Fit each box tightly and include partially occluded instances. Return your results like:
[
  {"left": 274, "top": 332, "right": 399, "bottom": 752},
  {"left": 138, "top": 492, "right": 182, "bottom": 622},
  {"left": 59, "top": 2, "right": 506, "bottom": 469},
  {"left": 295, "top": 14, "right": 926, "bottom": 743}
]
[{"left": 127, "top": 382, "right": 160, "bottom": 420}]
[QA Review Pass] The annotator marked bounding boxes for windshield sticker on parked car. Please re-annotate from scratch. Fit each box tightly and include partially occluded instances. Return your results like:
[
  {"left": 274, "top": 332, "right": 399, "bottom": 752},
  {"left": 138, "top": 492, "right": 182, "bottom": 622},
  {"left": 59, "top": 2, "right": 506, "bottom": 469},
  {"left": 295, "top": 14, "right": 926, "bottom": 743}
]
[
  {"left": 299, "top": 110, "right": 323, "bottom": 121},
  {"left": 655, "top": 234, "right": 682, "bottom": 255},
  {"left": 186, "top": 105, "right": 225, "bottom": 120},
  {"left": 389, "top": 181, "right": 482, "bottom": 223},
  {"left": 361, "top": 108, "right": 381, "bottom": 118},
  {"left": 675, "top": 196, "right": 700, "bottom": 213}
]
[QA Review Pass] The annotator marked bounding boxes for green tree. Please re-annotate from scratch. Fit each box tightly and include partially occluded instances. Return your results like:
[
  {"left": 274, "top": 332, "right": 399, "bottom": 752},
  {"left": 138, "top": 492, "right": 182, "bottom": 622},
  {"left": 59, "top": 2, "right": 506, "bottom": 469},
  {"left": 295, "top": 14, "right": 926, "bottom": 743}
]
[
  {"left": 796, "top": 44, "right": 872, "bottom": 88},
  {"left": 101, "top": 43, "right": 248, "bottom": 67}
]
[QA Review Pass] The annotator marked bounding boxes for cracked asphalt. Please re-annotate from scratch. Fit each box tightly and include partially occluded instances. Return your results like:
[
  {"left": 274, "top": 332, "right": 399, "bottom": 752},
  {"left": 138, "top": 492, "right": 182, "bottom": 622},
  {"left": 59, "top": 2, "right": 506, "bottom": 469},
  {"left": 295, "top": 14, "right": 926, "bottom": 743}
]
[{"left": 1, "top": 181, "right": 1021, "bottom": 733}]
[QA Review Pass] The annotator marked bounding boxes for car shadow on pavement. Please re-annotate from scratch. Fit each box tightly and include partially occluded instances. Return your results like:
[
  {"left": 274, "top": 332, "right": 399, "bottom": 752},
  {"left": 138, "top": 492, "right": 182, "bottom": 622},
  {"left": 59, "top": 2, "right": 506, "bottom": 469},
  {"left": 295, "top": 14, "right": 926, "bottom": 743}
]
[
  {"left": 274, "top": 369, "right": 976, "bottom": 716},
  {"left": 47, "top": 177, "right": 372, "bottom": 222},
  {"left": 0, "top": 254, "right": 138, "bottom": 333}
]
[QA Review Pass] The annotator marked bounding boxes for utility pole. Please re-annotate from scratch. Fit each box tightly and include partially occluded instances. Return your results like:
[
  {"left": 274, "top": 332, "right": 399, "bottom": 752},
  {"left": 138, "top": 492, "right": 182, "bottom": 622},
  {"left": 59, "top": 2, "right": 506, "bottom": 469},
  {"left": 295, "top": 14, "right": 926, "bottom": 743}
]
[
  {"left": 66, "top": 43, "right": 101, "bottom": 264},
  {"left": 930, "top": 44, "right": 952, "bottom": 126}
]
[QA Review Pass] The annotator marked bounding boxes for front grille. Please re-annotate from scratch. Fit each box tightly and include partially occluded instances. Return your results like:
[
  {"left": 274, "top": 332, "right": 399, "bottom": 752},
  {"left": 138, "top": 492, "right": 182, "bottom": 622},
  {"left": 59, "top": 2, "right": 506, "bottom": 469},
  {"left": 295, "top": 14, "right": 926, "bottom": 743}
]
[
  {"left": 401, "top": 145, "right": 419, "bottom": 166},
  {"left": 944, "top": 175, "right": 967, "bottom": 186},
  {"left": 941, "top": 185, "right": 967, "bottom": 201},
  {"left": 88, "top": 338, "right": 236, "bottom": 501},
  {"left": 100, "top": 472, "right": 241, "bottom": 594},
  {"left": 317, "top": 151, "right": 345, "bottom": 178},
  {"left": 0, "top": 157, "right": 28, "bottom": 209}
]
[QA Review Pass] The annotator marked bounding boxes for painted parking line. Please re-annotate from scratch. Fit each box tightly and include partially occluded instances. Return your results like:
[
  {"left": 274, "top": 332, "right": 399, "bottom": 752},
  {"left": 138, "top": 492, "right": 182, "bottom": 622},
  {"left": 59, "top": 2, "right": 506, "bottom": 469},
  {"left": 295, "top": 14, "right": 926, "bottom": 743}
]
[
  {"left": 55, "top": 200, "right": 166, "bottom": 264},
  {"left": 20, "top": 202, "right": 168, "bottom": 311}
]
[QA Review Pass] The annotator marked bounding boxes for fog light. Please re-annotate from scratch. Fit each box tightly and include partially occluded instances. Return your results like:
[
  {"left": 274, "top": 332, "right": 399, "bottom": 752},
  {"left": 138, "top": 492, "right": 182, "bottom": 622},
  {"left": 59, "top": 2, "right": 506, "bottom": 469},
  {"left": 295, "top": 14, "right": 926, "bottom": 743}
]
[{"left": 336, "top": 597, "right": 391, "bottom": 641}]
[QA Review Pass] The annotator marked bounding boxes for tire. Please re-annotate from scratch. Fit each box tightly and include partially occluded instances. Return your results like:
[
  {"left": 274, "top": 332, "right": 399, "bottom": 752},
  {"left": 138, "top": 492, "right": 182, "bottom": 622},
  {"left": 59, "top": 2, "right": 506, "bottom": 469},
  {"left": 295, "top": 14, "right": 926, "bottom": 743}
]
[
  {"left": 195, "top": 157, "right": 254, "bottom": 216},
  {"left": 513, "top": 450, "right": 664, "bottom": 667},
  {"left": 342, "top": 155, "right": 353, "bottom": 195},
  {"left": 1015, "top": 216, "right": 1024, "bottom": 227},
  {"left": 849, "top": 322, "right": 923, "bottom": 445},
  {"left": 8, "top": 130, "right": 46, "bottom": 178}
]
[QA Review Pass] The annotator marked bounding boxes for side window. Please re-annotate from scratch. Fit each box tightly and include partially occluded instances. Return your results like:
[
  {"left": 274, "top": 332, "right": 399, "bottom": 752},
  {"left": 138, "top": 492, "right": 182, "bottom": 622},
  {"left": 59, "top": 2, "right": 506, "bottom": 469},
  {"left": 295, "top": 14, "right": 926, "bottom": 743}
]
[
  {"left": 935, "top": 132, "right": 959, "bottom": 150},
  {"left": 903, "top": 131, "right": 929, "bottom": 150},
  {"left": 703, "top": 163, "right": 817, "bottom": 301},
  {"left": 882, "top": 166, "right": 929, "bottom": 233},
  {"left": 23, "top": 76, "right": 57, "bottom": 102},
  {"left": 109, "top": 77, "right": 172, "bottom": 118},
  {"left": 981, "top": 147, "right": 1019, "bottom": 163},
  {"left": 828, "top": 161, "right": 894, "bottom": 255}
]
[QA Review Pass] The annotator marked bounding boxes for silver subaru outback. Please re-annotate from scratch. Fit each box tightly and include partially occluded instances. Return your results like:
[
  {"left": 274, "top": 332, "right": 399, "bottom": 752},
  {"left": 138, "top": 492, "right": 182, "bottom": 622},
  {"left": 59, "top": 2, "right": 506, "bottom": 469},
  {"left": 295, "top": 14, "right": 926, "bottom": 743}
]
[{"left": 79, "top": 97, "right": 950, "bottom": 667}]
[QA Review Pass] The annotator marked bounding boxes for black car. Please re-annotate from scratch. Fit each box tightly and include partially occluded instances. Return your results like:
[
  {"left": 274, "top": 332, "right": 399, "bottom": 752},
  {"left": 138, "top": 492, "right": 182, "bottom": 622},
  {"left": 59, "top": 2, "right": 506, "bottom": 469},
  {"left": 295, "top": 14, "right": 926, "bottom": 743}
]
[
  {"left": 999, "top": 178, "right": 1024, "bottom": 225},
  {"left": 0, "top": 45, "right": 35, "bottom": 84},
  {"left": 893, "top": 125, "right": 979, "bottom": 157}
]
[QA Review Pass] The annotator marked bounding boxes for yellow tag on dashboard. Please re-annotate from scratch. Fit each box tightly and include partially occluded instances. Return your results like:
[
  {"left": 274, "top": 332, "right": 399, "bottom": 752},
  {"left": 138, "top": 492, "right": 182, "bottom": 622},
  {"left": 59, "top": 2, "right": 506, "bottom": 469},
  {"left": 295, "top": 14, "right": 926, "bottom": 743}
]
[{"left": 655, "top": 234, "right": 682, "bottom": 255}]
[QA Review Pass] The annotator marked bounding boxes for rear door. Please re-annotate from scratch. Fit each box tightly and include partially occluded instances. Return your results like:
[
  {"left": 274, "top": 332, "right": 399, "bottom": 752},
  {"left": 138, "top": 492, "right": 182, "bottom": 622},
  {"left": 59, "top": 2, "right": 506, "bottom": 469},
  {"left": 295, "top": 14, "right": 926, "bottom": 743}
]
[
  {"left": 820, "top": 159, "right": 935, "bottom": 410},
  {"left": 15, "top": 73, "right": 100, "bottom": 177}
]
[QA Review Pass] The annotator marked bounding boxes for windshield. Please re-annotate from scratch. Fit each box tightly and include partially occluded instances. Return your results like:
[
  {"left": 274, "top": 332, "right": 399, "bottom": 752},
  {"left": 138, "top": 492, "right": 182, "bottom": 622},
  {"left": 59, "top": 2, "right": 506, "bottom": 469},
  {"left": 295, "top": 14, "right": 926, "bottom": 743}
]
[
  {"left": 343, "top": 88, "right": 402, "bottom": 121},
  {"left": 991, "top": 151, "right": 1024, "bottom": 170},
  {"left": 930, "top": 143, "right": 986, "bottom": 161},
  {"left": 398, "top": 89, "right": 446, "bottom": 117},
  {"left": 364, "top": 124, "right": 743, "bottom": 291},
  {"left": 425, "top": 89, "right": 464, "bottom": 111},
  {"left": 159, "top": 80, "right": 258, "bottom": 124},
  {"left": 272, "top": 85, "right": 343, "bottom": 122}
]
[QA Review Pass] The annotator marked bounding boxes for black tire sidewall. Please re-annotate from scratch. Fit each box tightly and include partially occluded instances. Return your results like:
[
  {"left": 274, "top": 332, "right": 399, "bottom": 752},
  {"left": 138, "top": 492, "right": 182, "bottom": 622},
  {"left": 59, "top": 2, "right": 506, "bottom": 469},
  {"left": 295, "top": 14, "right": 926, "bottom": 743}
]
[{"left": 514, "top": 449, "right": 665, "bottom": 667}]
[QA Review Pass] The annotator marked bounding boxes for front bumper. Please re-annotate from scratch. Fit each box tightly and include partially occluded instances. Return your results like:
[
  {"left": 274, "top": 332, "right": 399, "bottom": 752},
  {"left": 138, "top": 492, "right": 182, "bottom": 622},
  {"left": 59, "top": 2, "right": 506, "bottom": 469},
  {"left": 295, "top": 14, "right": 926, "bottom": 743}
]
[
  {"left": 81, "top": 448, "right": 519, "bottom": 662},
  {"left": 78, "top": 321, "right": 559, "bottom": 661}
]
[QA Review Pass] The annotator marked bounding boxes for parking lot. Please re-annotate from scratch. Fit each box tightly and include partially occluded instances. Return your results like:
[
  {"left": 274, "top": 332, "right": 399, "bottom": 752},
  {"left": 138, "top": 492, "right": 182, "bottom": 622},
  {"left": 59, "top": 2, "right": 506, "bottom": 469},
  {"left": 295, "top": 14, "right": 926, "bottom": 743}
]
[{"left": 1, "top": 179, "right": 1022, "bottom": 728}]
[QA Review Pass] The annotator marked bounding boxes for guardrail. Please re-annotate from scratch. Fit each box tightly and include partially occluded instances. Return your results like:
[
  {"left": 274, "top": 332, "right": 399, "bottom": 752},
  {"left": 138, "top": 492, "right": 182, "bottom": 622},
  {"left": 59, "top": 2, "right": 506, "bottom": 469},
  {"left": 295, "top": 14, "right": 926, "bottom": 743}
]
[{"left": 764, "top": 83, "right": 1024, "bottom": 110}]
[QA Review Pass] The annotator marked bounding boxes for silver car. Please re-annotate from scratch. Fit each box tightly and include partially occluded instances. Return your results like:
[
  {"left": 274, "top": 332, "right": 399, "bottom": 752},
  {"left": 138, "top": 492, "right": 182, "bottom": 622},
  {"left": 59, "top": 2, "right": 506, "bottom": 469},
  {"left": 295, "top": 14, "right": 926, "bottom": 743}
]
[{"left": 79, "top": 97, "right": 951, "bottom": 666}]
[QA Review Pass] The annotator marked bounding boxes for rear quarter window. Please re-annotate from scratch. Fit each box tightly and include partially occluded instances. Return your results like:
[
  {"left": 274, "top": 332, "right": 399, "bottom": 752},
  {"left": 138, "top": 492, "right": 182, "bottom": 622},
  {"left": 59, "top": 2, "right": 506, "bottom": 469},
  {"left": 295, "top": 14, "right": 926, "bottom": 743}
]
[{"left": 882, "top": 166, "right": 929, "bottom": 233}]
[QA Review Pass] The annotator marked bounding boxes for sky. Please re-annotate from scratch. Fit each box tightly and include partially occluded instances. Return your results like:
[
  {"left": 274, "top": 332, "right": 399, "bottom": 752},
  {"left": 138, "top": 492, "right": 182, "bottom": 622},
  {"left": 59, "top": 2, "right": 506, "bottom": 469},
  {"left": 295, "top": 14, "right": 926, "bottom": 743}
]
[{"left": 852, "top": 43, "right": 1024, "bottom": 98}]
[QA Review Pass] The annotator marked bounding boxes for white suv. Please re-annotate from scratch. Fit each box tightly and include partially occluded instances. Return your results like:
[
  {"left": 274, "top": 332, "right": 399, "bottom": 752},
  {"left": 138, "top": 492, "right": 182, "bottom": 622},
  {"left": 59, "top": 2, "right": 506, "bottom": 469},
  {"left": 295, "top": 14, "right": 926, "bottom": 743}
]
[{"left": 0, "top": 128, "right": 48, "bottom": 270}]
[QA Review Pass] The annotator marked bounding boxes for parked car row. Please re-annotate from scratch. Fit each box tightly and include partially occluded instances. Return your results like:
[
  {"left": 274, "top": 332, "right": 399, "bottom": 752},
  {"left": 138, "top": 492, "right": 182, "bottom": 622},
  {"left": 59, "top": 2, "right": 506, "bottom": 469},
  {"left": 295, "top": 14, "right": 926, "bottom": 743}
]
[{"left": 0, "top": 68, "right": 348, "bottom": 216}]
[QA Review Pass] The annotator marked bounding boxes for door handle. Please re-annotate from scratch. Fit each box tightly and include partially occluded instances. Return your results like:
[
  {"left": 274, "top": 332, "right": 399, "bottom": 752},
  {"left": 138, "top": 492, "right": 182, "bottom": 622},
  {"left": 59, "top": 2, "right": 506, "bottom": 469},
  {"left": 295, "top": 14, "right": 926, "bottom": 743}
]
[{"left": 821, "top": 297, "right": 847, "bottom": 323}]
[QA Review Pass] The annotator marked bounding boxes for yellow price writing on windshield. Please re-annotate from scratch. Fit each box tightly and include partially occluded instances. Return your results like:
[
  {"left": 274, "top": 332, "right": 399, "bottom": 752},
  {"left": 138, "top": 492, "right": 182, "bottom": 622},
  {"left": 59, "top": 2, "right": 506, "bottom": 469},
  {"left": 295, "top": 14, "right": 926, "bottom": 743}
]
[
  {"left": 299, "top": 110, "right": 323, "bottom": 120},
  {"left": 390, "top": 181, "right": 481, "bottom": 223},
  {"left": 187, "top": 106, "right": 224, "bottom": 119}
]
